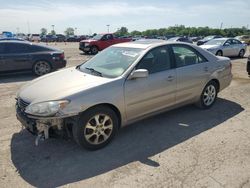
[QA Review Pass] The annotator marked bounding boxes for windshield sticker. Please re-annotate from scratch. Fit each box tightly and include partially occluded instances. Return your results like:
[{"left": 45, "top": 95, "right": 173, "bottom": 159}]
[{"left": 122, "top": 51, "right": 138, "bottom": 57}]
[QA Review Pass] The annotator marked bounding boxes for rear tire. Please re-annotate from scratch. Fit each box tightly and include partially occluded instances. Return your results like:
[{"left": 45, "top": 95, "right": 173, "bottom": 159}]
[
  {"left": 238, "top": 49, "right": 245, "bottom": 58},
  {"left": 32, "top": 60, "right": 51, "bottom": 76},
  {"left": 73, "top": 106, "right": 119, "bottom": 150},
  {"left": 196, "top": 81, "right": 218, "bottom": 109}
]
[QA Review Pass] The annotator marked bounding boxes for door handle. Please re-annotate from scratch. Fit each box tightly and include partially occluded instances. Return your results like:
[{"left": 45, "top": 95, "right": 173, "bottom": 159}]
[{"left": 166, "top": 76, "right": 174, "bottom": 81}]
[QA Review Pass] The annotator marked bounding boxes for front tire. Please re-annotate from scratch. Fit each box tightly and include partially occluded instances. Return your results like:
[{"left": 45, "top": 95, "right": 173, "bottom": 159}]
[
  {"left": 73, "top": 106, "right": 119, "bottom": 150},
  {"left": 238, "top": 49, "right": 245, "bottom": 58},
  {"left": 196, "top": 81, "right": 218, "bottom": 109},
  {"left": 32, "top": 60, "right": 51, "bottom": 76},
  {"left": 216, "top": 50, "right": 223, "bottom": 56},
  {"left": 90, "top": 46, "right": 98, "bottom": 55}
]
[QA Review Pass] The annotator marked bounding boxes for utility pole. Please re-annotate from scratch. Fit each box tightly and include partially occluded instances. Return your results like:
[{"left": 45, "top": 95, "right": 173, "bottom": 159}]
[
  {"left": 220, "top": 22, "right": 223, "bottom": 30},
  {"left": 75, "top": 27, "right": 77, "bottom": 35},
  {"left": 106, "top": 24, "right": 110, "bottom": 33},
  {"left": 27, "top": 21, "right": 30, "bottom": 34},
  {"left": 51, "top": 25, "right": 55, "bottom": 33}
]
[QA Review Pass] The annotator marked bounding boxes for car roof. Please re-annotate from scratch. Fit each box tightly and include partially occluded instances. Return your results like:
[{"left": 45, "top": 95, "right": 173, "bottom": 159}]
[
  {"left": 0, "top": 40, "right": 30, "bottom": 44},
  {"left": 114, "top": 39, "right": 169, "bottom": 49},
  {"left": 0, "top": 40, "right": 61, "bottom": 51},
  {"left": 212, "top": 38, "right": 229, "bottom": 41}
]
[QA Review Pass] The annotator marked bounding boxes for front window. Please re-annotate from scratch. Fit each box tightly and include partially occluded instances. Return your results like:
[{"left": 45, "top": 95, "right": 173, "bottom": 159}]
[
  {"left": 136, "top": 46, "right": 172, "bottom": 74},
  {"left": 79, "top": 47, "right": 143, "bottom": 78},
  {"left": 205, "top": 39, "right": 226, "bottom": 45},
  {"left": 92, "top": 34, "right": 104, "bottom": 40}
]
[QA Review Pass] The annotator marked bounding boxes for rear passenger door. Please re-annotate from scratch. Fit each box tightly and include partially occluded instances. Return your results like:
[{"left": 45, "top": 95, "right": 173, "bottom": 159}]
[
  {"left": 2, "top": 43, "right": 32, "bottom": 71},
  {"left": 171, "top": 44, "right": 210, "bottom": 104}
]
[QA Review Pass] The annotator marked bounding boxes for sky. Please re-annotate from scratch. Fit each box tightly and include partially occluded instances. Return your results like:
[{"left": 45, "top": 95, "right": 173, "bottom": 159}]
[{"left": 0, "top": 0, "right": 250, "bottom": 35}]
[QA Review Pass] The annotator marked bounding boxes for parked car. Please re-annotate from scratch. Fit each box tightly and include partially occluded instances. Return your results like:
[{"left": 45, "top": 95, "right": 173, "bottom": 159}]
[
  {"left": 41, "top": 35, "right": 57, "bottom": 42},
  {"left": 66, "top": 35, "right": 78, "bottom": 42},
  {"left": 235, "top": 35, "right": 250, "bottom": 45},
  {"left": 0, "top": 41, "right": 66, "bottom": 76},
  {"left": 56, "top": 34, "right": 66, "bottom": 42},
  {"left": 16, "top": 40, "right": 232, "bottom": 150},
  {"left": 190, "top": 36, "right": 203, "bottom": 42},
  {"left": 197, "top": 35, "right": 222, "bottom": 46},
  {"left": 79, "top": 33, "right": 132, "bottom": 54},
  {"left": 29, "top": 34, "right": 41, "bottom": 42},
  {"left": 247, "top": 55, "right": 250, "bottom": 76},
  {"left": 2, "top": 31, "right": 13, "bottom": 38},
  {"left": 167, "top": 37, "right": 193, "bottom": 43},
  {"left": 200, "top": 38, "right": 247, "bottom": 57},
  {"left": 15, "top": 33, "right": 28, "bottom": 40}
]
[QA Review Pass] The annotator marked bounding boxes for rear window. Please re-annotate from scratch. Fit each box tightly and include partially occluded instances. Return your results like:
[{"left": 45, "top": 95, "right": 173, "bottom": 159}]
[{"left": 30, "top": 44, "right": 55, "bottom": 52}]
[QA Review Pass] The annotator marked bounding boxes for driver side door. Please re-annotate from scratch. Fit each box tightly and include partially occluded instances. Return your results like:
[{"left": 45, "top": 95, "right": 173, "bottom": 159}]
[
  {"left": 223, "top": 39, "right": 234, "bottom": 56},
  {"left": 124, "top": 45, "right": 177, "bottom": 121},
  {"left": 101, "top": 34, "right": 114, "bottom": 49}
]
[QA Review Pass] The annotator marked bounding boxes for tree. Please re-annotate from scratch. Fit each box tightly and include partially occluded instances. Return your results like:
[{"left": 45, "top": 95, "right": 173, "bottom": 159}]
[
  {"left": 50, "top": 30, "right": 56, "bottom": 35},
  {"left": 40, "top": 28, "right": 47, "bottom": 36},
  {"left": 64, "top": 27, "right": 75, "bottom": 36},
  {"left": 115, "top": 27, "right": 128, "bottom": 36},
  {"left": 130, "top": 30, "right": 142, "bottom": 36}
]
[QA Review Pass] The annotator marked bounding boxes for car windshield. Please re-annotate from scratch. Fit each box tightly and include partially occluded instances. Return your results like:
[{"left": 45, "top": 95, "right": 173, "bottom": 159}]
[
  {"left": 205, "top": 39, "right": 226, "bottom": 45},
  {"left": 168, "top": 37, "right": 178, "bottom": 41},
  {"left": 79, "top": 47, "right": 143, "bottom": 78},
  {"left": 92, "top": 34, "right": 104, "bottom": 40},
  {"left": 204, "top": 36, "right": 214, "bottom": 40}
]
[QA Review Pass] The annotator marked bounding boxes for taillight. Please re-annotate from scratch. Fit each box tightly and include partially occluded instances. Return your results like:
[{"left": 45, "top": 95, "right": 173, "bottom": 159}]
[{"left": 60, "top": 52, "right": 65, "bottom": 59}]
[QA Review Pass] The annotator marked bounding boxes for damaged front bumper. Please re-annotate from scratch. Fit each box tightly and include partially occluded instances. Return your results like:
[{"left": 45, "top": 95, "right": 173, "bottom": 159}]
[{"left": 16, "top": 104, "right": 76, "bottom": 145}]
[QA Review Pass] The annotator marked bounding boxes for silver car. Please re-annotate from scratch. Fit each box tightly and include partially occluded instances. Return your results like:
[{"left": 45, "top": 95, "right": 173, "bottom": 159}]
[
  {"left": 16, "top": 40, "right": 232, "bottom": 150},
  {"left": 200, "top": 38, "right": 247, "bottom": 58}
]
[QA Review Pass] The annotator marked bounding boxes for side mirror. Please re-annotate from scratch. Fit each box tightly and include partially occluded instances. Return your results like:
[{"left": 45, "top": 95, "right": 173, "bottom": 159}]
[
  {"left": 129, "top": 69, "right": 149, "bottom": 80},
  {"left": 224, "top": 43, "right": 230, "bottom": 46}
]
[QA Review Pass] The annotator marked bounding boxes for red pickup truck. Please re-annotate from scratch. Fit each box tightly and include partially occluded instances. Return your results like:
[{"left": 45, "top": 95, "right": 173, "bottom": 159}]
[{"left": 79, "top": 33, "right": 132, "bottom": 54}]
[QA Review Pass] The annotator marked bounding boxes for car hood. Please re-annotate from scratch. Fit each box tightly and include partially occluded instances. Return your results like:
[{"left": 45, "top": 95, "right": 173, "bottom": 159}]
[
  {"left": 18, "top": 67, "right": 112, "bottom": 104},
  {"left": 200, "top": 44, "right": 220, "bottom": 49},
  {"left": 80, "top": 39, "right": 97, "bottom": 43}
]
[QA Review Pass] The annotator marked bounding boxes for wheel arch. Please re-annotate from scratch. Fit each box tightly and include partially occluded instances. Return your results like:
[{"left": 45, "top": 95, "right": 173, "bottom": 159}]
[
  {"left": 208, "top": 78, "right": 220, "bottom": 92},
  {"left": 32, "top": 59, "right": 52, "bottom": 69},
  {"left": 82, "top": 103, "right": 122, "bottom": 129}
]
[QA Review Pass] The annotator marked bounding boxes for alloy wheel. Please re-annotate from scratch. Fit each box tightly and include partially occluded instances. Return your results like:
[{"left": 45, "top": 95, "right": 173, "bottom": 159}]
[
  {"left": 34, "top": 61, "right": 51, "bottom": 76},
  {"left": 203, "top": 85, "right": 216, "bottom": 106},
  {"left": 84, "top": 114, "right": 113, "bottom": 145}
]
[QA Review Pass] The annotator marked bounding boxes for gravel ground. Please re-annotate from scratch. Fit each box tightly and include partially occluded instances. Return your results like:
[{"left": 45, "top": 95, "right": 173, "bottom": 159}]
[{"left": 0, "top": 43, "right": 250, "bottom": 188}]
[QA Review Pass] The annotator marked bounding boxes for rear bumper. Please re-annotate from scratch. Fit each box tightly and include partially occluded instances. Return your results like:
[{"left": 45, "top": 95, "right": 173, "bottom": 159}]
[
  {"left": 52, "top": 59, "right": 67, "bottom": 70},
  {"left": 247, "top": 58, "right": 250, "bottom": 75},
  {"left": 220, "top": 74, "right": 233, "bottom": 91}
]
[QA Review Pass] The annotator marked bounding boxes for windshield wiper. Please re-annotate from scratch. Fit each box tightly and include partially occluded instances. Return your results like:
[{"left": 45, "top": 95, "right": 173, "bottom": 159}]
[{"left": 85, "top": 67, "right": 103, "bottom": 77}]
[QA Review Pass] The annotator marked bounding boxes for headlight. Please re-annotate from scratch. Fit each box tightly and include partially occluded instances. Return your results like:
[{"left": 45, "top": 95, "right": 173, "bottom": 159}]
[
  {"left": 85, "top": 43, "right": 89, "bottom": 47},
  {"left": 25, "top": 100, "right": 70, "bottom": 117}
]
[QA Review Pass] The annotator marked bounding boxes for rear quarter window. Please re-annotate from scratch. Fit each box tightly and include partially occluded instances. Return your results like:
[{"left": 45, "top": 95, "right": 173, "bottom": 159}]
[
  {"left": 171, "top": 44, "right": 208, "bottom": 67},
  {"left": 30, "top": 45, "right": 53, "bottom": 52}
]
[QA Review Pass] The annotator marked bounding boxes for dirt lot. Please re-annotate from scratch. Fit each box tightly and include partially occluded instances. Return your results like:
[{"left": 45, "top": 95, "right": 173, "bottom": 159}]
[{"left": 0, "top": 43, "right": 250, "bottom": 188}]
